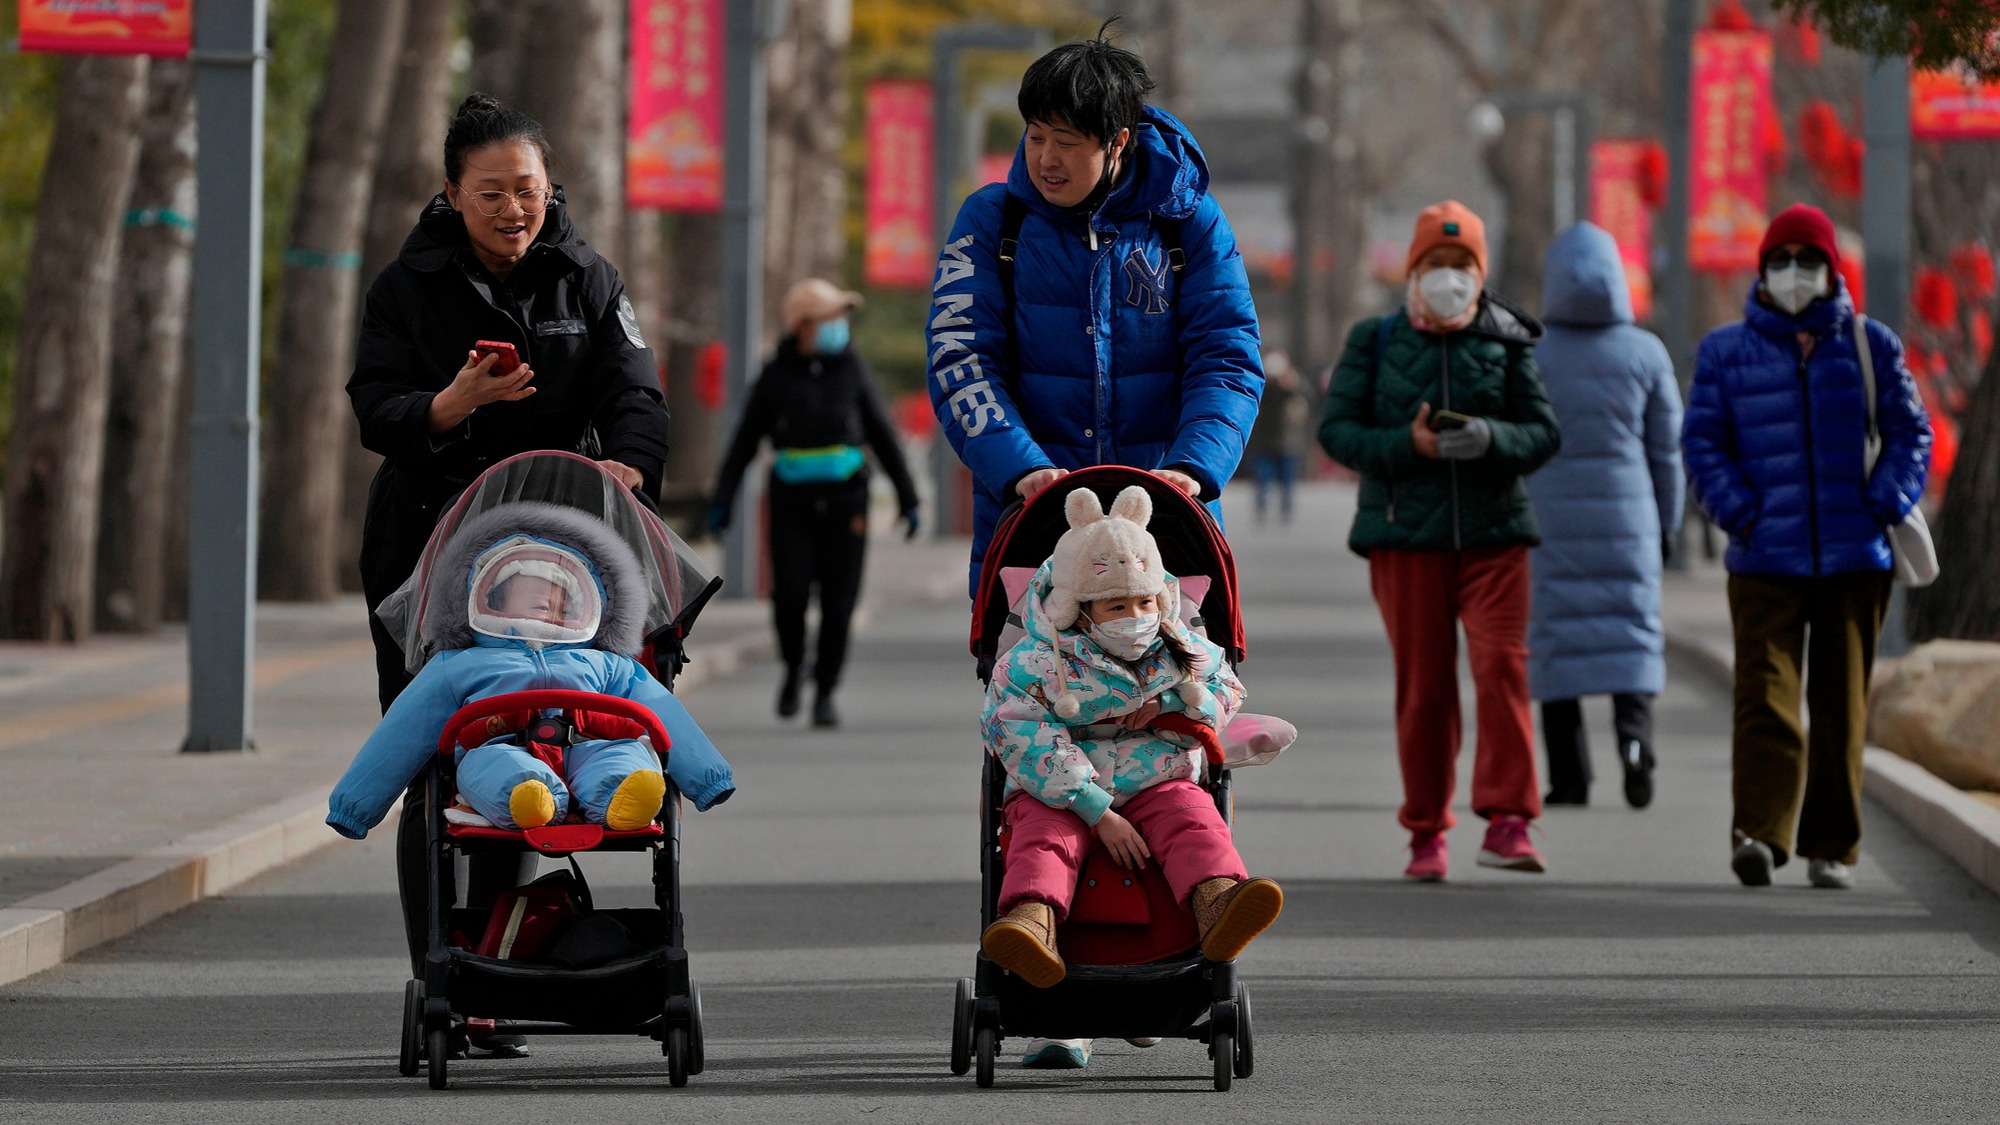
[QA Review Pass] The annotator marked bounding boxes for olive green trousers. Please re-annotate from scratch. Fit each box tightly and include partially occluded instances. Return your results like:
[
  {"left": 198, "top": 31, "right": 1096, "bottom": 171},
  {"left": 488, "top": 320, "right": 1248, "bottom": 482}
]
[{"left": 1727, "top": 571, "right": 1892, "bottom": 867}]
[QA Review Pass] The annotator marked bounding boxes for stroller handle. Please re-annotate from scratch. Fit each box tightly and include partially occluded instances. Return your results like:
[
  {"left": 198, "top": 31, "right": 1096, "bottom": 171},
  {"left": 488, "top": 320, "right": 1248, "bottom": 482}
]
[{"left": 436, "top": 690, "right": 673, "bottom": 762}]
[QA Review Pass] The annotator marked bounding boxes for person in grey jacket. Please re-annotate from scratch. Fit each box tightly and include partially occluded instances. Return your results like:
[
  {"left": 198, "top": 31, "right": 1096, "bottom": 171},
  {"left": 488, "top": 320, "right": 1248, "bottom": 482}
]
[{"left": 1524, "top": 223, "right": 1683, "bottom": 808}]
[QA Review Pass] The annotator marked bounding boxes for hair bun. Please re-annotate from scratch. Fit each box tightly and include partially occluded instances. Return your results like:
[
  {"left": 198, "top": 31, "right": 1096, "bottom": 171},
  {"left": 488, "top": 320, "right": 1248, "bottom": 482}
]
[{"left": 454, "top": 92, "right": 503, "bottom": 119}]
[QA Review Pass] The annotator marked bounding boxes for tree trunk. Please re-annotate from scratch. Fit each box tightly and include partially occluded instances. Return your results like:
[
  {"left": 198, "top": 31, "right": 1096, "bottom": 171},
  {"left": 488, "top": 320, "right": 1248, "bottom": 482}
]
[
  {"left": 467, "top": 0, "right": 532, "bottom": 104},
  {"left": 97, "top": 59, "right": 197, "bottom": 634},
  {"left": 1481, "top": 113, "right": 1556, "bottom": 311},
  {"left": 342, "top": 0, "right": 459, "bottom": 592},
  {"left": 762, "top": 0, "right": 852, "bottom": 337},
  {"left": 1, "top": 55, "right": 149, "bottom": 641},
  {"left": 512, "top": 0, "right": 624, "bottom": 254},
  {"left": 660, "top": 212, "right": 724, "bottom": 506},
  {"left": 1911, "top": 341, "right": 2000, "bottom": 642},
  {"left": 260, "top": 0, "right": 408, "bottom": 601},
  {"left": 1290, "top": 0, "right": 1364, "bottom": 376}
]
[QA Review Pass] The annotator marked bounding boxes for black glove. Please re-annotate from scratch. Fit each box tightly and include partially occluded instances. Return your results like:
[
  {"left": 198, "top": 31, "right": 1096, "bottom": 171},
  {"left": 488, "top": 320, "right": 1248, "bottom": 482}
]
[{"left": 900, "top": 506, "right": 921, "bottom": 541}]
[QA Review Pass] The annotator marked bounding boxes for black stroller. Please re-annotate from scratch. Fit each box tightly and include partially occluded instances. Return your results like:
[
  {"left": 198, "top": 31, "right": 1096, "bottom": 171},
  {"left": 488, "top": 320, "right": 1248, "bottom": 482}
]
[
  {"left": 948, "top": 466, "right": 1259, "bottom": 1091},
  {"left": 377, "top": 451, "right": 722, "bottom": 1089}
]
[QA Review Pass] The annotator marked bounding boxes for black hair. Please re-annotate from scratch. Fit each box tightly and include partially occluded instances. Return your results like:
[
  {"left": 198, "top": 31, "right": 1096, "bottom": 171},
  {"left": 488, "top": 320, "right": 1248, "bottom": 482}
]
[
  {"left": 1016, "top": 17, "right": 1154, "bottom": 145},
  {"left": 443, "top": 93, "right": 556, "bottom": 183}
]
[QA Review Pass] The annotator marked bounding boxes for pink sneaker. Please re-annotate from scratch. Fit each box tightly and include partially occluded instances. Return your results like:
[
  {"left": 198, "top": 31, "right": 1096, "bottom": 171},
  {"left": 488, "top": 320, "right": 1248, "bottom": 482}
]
[
  {"left": 1404, "top": 832, "right": 1448, "bottom": 882},
  {"left": 1477, "top": 816, "right": 1545, "bottom": 873}
]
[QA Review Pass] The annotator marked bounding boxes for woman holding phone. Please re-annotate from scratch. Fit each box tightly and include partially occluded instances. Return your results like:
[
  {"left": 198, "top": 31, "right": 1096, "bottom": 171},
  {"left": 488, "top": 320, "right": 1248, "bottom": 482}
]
[
  {"left": 1317, "top": 201, "right": 1561, "bottom": 883},
  {"left": 346, "top": 94, "right": 668, "bottom": 1060}
]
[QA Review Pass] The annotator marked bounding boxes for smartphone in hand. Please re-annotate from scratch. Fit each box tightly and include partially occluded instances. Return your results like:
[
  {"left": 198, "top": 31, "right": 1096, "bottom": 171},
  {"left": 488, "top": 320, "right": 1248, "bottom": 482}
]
[
  {"left": 1429, "top": 409, "right": 1474, "bottom": 432},
  {"left": 474, "top": 340, "right": 521, "bottom": 376}
]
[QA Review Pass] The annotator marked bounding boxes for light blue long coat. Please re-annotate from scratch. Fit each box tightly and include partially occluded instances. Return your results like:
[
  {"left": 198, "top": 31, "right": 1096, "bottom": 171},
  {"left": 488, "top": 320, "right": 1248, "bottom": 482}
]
[{"left": 1525, "top": 224, "right": 1684, "bottom": 701}]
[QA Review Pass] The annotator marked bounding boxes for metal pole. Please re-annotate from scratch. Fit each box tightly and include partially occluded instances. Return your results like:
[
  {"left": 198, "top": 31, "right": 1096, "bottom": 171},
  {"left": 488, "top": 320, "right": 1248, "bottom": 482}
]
[
  {"left": 1553, "top": 105, "right": 1576, "bottom": 231},
  {"left": 718, "top": 1, "right": 770, "bottom": 600},
  {"left": 184, "top": 0, "right": 266, "bottom": 752},
  {"left": 1864, "top": 52, "right": 1914, "bottom": 655},
  {"left": 1659, "top": 0, "right": 1696, "bottom": 568}
]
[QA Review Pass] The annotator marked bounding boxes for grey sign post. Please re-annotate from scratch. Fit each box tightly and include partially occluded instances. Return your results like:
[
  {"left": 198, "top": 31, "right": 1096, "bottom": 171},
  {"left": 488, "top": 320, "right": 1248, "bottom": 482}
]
[
  {"left": 1659, "top": 0, "right": 1696, "bottom": 567},
  {"left": 927, "top": 23, "right": 1049, "bottom": 541},
  {"left": 717, "top": 1, "right": 786, "bottom": 599},
  {"left": 184, "top": 0, "right": 267, "bottom": 753},
  {"left": 1864, "top": 52, "right": 1914, "bottom": 655}
]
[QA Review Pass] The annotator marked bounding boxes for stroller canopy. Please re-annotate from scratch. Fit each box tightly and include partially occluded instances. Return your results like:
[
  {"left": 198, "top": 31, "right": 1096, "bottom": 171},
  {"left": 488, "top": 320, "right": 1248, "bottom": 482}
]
[{"left": 378, "top": 451, "right": 717, "bottom": 673}]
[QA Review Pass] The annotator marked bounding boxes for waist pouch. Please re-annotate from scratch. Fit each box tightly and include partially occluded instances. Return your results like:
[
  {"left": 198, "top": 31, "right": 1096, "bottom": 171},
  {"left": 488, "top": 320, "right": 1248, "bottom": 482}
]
[{"left": 771, "top": 444, "right": 864, "bottom": 484}]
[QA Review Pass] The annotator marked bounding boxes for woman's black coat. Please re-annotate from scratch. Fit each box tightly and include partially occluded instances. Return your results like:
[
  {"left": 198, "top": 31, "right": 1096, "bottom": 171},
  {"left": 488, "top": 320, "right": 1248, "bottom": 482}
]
[{"left": 348, "top": 192, "right": 669, "bottom": 613}]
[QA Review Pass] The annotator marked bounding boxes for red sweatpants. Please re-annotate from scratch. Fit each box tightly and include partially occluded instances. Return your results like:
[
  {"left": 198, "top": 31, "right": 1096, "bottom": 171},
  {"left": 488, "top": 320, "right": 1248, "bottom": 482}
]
[
  {"left": 999, "top": 780, "right": 1246, "bottom": 921},
  {"left": 1369, "top": 546, "right": 1540, "bottom": 835}
]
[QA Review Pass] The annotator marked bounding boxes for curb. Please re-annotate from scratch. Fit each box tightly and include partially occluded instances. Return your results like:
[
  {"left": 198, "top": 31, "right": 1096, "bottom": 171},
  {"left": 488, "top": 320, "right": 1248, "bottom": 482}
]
[
  {"left": 0, "top": 561, "right": 966, "bottom": 989},
  {"left": 1668, "top": 621, "right": 2000, "bottom": 900}
]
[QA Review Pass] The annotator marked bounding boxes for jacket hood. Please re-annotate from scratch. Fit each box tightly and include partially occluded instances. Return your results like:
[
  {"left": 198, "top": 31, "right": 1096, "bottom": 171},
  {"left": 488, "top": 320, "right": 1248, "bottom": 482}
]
[
  {"left": 395, "top": 186, "right": 598, "bottom": 274},
  {"left": 422, "top": 501, "right": 646, "bottom": 656},
  {"left": 1465, "top": 291, "right": 1545, "bottom": 344},
  {"left": 1743, "top": 268, "right": 1855, "bottom": 340},
  {"left": 1006, "top": 104, "right": 1211, "bottom": 225},
  {"left": 1542, "top": 223, "right": 1633, "bottom": 328}
]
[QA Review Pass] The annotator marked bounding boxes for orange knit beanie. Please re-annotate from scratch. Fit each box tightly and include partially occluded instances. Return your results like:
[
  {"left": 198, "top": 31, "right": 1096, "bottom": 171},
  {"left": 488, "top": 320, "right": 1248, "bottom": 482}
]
[{"left": 1405, "top": 200, "right": 1488, "bottom": 277}]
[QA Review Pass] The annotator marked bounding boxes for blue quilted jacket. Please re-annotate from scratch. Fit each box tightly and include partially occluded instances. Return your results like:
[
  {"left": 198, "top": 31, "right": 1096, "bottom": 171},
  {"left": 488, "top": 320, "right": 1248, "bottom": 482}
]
[
  {"left": 1681, "top": 277, "right": 1930, "bottom": 577},
  {"left": 927, "top": 106, "right": 1264, "bottom": 578}
]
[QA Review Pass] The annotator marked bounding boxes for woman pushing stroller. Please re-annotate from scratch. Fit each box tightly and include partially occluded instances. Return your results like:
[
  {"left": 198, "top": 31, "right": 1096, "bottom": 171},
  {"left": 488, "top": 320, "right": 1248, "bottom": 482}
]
[{"left": 980, "top": 485, "right": 1283, "bottom": 988}]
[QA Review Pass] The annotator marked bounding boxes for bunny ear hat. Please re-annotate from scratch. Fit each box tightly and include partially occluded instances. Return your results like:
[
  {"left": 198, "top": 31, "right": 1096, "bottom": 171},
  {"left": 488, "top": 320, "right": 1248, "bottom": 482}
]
[
  {"left": 1041, "top": 484, "right": 1211, "bottom": 719},
  {"left": 1045, "top": 486, "right": 1166, "bottom": 632}
]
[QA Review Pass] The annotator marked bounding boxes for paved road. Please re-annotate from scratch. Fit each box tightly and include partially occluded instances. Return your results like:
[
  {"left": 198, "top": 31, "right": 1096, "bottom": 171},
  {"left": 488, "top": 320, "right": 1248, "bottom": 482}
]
[{"left": 4, "top": 484, "right": 1999, "bottom": 1123}]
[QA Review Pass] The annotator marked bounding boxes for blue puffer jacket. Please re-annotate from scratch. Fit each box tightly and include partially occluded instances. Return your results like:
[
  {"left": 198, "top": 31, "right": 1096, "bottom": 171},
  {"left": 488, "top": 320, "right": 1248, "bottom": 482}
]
[
  {"left": 1525, "top": 224, "right": 1684, "bottom": 701},
  {"left": 1681, "top": 276, "right": 1930, "bottom": 577},
  {"left": 927, "top": 106, "right": 1264, "bottom": 578}
]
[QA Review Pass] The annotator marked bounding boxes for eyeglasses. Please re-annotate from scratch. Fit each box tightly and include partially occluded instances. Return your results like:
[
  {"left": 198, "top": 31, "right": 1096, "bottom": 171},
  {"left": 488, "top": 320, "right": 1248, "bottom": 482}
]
[
  {"left": 1764, "top": 248, "right": 1828, "bottom": 270},
  {"left": 462, "top": 188, "right": 550, "bottom": 217}
]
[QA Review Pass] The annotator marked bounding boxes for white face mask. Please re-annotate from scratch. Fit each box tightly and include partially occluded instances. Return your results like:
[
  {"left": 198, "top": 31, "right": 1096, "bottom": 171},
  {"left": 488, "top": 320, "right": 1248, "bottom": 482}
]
[
  {"left": 1087, "top": 611, "right": 1161, "bottom": 661},
  {"left": 1418, "top": 267, "right": 1480, "bottom": 321},
  {"left": 1763, "top": 264, "right": 1829, "bottom": 316}
]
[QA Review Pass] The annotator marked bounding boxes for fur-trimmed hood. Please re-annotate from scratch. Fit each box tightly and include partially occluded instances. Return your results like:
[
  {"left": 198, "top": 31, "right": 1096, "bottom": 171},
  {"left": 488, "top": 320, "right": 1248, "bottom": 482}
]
[{"left": 421, "top": 501, "right": 647, "bottom": 657}]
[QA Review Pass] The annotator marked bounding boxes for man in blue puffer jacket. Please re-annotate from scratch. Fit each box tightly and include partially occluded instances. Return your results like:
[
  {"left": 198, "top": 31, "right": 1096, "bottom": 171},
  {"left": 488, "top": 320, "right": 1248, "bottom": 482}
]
[
  {"left": 927, "top": 24, "right": 1264, "bottom": 593},
  {"left": 1681, "top": 204, "right": 1930, "bottom": 892}
]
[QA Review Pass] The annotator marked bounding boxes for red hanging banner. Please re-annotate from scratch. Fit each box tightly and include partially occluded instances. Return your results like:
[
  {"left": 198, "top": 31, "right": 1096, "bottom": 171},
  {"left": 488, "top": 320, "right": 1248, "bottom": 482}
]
[
  {"left": 628, "top": 0, "right": 723, "bottom": 213},
  {"left": 1912, "top": 66, "right": 2000, "bottom": 141},
  {"left": 1689, "top": 27, "right": 1772, "bottom": 272},
  {"left": 1589, "top": 139, "right": 1656, "bottom": 323},
  {"left": 863, "top": 79, "right": 934, "bottom": 290},
  {"left": 17, "top": 0, "right": 190, "bottom": 56}
]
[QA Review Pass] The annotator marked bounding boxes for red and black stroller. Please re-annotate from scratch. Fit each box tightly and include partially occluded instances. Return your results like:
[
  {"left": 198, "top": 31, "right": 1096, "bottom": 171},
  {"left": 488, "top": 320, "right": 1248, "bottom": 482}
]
[
  {"left": 948, "top": 466, "right": 1273, "bottom": 1091},
  {"left": 377, "top": 451, "right": 722, "bottom": 1089}
]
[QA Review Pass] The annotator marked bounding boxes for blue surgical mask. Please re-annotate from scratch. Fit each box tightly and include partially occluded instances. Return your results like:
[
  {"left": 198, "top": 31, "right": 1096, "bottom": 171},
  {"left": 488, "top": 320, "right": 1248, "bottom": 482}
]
[{"left": 812, "top": 317, "right": 850, "bottom": 355}]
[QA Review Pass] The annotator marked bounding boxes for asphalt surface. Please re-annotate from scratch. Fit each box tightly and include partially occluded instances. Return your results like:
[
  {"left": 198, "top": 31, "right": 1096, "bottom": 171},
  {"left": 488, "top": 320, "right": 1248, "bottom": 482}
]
[{"left": 5, "top": 483, "right": 1999, "bottom": 1123}]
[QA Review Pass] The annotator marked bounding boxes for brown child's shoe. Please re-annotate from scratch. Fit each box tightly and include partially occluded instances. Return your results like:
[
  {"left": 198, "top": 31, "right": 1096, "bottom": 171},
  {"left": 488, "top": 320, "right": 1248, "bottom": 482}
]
[
  {"left": 1191, "top": 877, "right": 1284, "bottom": 962},
  {"left": 981, "top": 902, "right": 1065, "bottom": 988}
]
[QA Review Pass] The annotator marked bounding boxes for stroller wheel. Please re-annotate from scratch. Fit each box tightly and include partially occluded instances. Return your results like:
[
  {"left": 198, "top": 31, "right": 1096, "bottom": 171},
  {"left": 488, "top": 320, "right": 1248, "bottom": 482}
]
[
  {"left": 949, "top": 978, "right": 975, "bottom": 1075},
  {"left": 665, "top": 1027, "right": 691, "bottom": 1087},
  {"left": 687, "top": 982, "right": 706, "bottom": 1076},
  {"left": 973, "top": 1026, "right": 997, "bottom": 1088},
  {"left": 1211, "top": 1028, "right": 1234, "bottom": 1092},
  {"left": 1234, "top": 985, "right": 1255, "bottom": 1079},
  {"left": 398, "top": 980, "right": 423, "bottom": 1077},
  {"left": 426, "top": 1027, "right": 450, "bottom": 1090}
]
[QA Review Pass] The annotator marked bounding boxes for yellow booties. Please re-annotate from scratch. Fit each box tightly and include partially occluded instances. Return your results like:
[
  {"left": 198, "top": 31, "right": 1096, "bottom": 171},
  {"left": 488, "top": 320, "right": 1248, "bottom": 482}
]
[
  {"left": 509, "top": 780, "right": 557, "bottom": 829},
  {"left": 605, "top": 770, "right": 666, "bottom": 831}
]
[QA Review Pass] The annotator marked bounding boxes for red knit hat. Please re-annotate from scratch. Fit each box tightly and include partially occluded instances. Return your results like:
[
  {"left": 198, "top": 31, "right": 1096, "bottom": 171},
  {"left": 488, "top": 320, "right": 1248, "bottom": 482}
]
[
  {"left": 1405, "top": 201, "right": 1488, "bottom": 277},
  {"left": 1758, "top": 203, "right": 1840, "bottom": 269}
]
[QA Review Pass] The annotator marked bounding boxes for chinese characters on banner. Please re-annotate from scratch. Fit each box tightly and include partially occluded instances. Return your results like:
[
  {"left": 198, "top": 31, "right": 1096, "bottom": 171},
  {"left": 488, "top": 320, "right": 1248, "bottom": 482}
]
[
  {"left": 863, "top": 79, "right": 934, "bottom": 290},
  {"left": 1911, "top": 67, "right": 2000, "bottom": 141},
  {"left": 1689, "top": 27, "right": 1772, "bottom": 272},
  {"left": 1589, "top": 140, "right": 1656, "bottom": 323},
  {"left": 628, "top": 0, "right": 723, "bottom": 213},
  {"left": 17, "top": 0, "right": 190, "bottom": 56}
]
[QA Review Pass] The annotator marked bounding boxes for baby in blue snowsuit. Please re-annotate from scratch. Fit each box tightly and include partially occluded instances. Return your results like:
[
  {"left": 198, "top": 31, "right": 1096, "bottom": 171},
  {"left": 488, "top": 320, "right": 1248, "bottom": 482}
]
[{"left": 328, "top": 507, "right": 735, "bottom": 840}]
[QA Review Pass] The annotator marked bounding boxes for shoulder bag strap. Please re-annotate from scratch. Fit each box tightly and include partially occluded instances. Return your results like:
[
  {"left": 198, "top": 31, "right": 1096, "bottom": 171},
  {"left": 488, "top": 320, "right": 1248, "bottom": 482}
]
[{"left": 1854, "top": 312, "right": 1879, "bottom": 468}]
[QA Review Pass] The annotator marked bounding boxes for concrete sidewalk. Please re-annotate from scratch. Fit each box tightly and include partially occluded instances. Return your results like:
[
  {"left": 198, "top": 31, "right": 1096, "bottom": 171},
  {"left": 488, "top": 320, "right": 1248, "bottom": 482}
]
[{"left": 0, "top": 525, "right": 968, "bottom": 986}]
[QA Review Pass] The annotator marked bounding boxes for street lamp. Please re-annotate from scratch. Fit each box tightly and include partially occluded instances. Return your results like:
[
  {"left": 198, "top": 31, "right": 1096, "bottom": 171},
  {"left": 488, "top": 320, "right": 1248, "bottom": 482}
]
[{"left": 1467, "top": 90, "right": 1593, "bottom": 235}]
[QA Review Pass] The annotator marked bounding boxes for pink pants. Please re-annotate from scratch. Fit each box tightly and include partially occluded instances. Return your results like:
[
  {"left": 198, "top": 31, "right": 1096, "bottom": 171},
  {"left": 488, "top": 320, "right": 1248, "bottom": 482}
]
[{"left": 999, "top": 780, "right": 1247, "bottom": 921}]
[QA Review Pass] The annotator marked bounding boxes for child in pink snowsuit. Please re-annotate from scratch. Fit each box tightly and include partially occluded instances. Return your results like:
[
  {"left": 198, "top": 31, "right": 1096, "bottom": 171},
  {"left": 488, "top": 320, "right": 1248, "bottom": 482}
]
[{"left": 978, "top": 486, "right": 1284, "bottom": 989}]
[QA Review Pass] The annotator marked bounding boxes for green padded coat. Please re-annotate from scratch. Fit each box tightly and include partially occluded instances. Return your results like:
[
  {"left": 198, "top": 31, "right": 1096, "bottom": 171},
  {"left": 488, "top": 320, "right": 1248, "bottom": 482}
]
[{"left": 1317, "top": 299, "right": 1560, "bottom": 556}]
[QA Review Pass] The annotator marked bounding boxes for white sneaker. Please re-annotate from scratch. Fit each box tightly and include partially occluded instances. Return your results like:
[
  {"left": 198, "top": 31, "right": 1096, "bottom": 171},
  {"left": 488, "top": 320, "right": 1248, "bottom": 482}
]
[
  {"left": 1020, "top": 1038, "right": 1091, "bottom": 1068},
  {"left": 1807, "top": 858, "right": 1854, "bottom": 889},
  {"left": 1731, "top": 835, "right": 1774, "bottom": 887}
]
